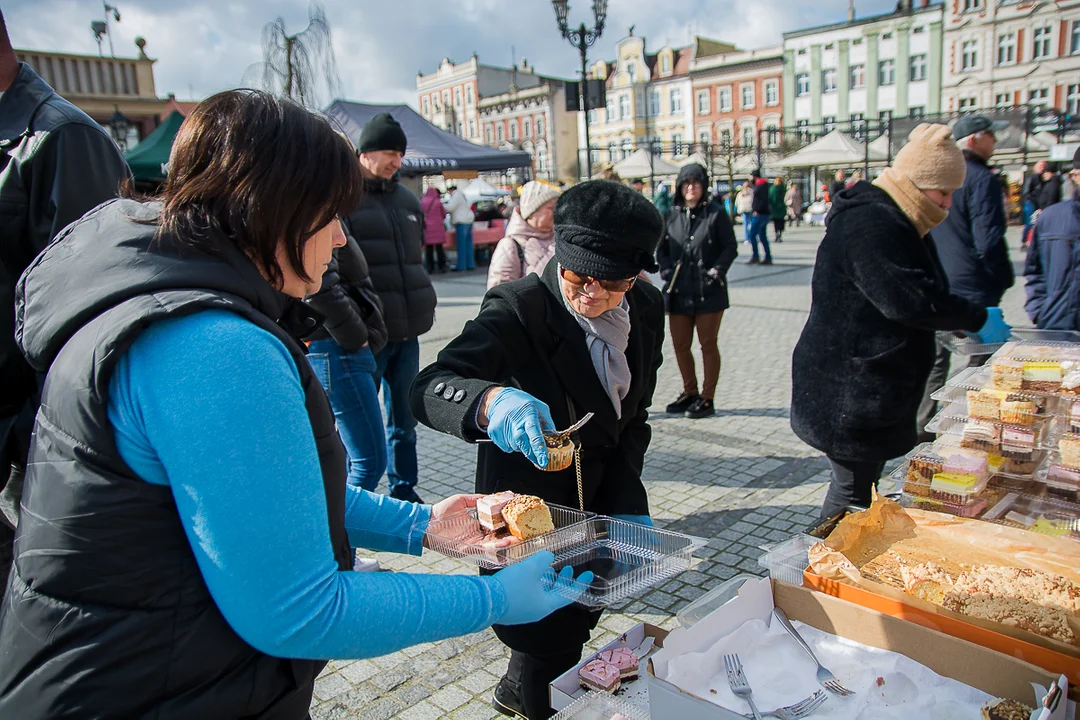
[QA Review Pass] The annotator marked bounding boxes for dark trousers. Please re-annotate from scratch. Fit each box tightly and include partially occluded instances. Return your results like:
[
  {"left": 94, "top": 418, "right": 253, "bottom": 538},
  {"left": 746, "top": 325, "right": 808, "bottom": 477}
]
[
  {"left": 424, "top": 244, "right": 446, "bottom": 273},
  {"left": 822, "top": 456, "right": 886, "bottom": 521},
  {"left": 372, "top": 338, "right": 421, "bottom": 495},
  {"left": 773, "top": 217, "right": 785, "bottom": 239},
  {"left": 916, "top": 343, "right": 991, "bottom": 442},
  {"left": 502, "top": 649, "right": 582, "bottom": 719}
]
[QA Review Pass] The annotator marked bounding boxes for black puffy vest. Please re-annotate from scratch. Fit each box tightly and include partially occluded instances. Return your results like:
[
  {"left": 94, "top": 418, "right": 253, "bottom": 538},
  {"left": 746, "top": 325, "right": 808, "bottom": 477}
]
[{"left": 0, "top": 199, "right": 353, "bottom": 719}]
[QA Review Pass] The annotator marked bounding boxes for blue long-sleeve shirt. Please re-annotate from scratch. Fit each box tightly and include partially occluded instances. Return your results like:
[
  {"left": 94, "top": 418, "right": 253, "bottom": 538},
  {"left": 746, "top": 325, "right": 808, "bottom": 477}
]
[{"left": 107, "top": 309, "right": 507, "bottom": 660}]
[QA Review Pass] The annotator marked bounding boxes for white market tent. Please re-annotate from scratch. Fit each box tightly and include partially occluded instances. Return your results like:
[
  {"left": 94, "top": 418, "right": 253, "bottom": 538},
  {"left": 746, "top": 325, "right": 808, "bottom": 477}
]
[
  {"left": 679, "top": 152, "right": 710, "bottom": 168},
  {"left": 462, "top": 178, "right": 503, "bottom": 201},
  {"left": 612, "top": 148, "right": 680, "bottom": 178},
  {"left": 775, "top": 130, "right": 887, "bottom": 168}
]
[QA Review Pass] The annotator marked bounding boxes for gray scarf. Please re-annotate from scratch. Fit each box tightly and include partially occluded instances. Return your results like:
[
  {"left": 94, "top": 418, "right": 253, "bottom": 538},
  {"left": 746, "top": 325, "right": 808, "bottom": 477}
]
[{"left": 563, "top": 291, "right": 632, "bottom": 419}]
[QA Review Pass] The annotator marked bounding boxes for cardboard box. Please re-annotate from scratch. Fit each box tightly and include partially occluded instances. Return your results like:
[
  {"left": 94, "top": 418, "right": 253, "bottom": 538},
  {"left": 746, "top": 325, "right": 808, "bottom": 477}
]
[
  {"left": 647, "top": 577, "right": 1068, "bottom": 720},
  {"left": 549, "top": 622, "right": 669, "bottom": 714}
]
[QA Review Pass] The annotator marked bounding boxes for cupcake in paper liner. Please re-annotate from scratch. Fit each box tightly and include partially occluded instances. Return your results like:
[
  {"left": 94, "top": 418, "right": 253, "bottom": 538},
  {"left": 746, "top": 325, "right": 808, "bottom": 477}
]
[{"left": 536, "top": 430, "right": 577, "bottom": 472}]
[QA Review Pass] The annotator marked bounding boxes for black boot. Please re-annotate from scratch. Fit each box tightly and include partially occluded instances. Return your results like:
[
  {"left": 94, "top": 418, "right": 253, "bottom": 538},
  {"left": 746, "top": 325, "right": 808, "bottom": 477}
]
[
  {"left": 665, "top": 392, "right": 700, "bottom": 414},
  {"left": 492, "top": 652, "right": 527, "bottom": 719},
  {"left": 685, "top": 397, "right": 715, "bottom": 419}
]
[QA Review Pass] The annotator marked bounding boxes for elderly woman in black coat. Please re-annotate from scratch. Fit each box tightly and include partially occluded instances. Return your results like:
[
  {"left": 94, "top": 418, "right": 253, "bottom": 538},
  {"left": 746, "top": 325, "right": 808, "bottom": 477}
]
[
  {"left": 410, "top": 180, "right": 665, "bottom": 720},
  {"left": 790, "top": 123, "right": 1010, "bottom": 521},
  {"left": 656, "top": 162, "right": 738, "bottom": 420}
]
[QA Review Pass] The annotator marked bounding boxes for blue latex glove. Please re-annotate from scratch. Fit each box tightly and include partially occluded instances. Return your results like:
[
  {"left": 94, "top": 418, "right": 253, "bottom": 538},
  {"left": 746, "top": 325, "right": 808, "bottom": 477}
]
[
  {"left": 486, "top": 388, "right": 556, "bottom": 468},
  {"left": 493, "top": 551, "right": 594, "bottom": 625},
  {"left": 970, "top": 307, "right": 1011, "bottom": 344},
  {"left": 611, "top": 514, "right": 654, "bottom": 527}
]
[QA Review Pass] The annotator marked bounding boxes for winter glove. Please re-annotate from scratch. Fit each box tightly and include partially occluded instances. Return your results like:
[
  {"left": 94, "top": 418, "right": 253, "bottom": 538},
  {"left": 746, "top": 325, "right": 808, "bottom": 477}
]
[
  {"left": 611, "top": 514, "right": 654, "bottom": 527},
  {"left": 659, "top": 267, "right": 673, "bottom": 282},
  {"left": 486, "top": 388, "right": 556, "bottom": 468},
  {"left": 492, "top": 551, "right": 594, "bottom": 625},
  {"left": 969, "top": 307, "right": 1011, "bottom": 345}
]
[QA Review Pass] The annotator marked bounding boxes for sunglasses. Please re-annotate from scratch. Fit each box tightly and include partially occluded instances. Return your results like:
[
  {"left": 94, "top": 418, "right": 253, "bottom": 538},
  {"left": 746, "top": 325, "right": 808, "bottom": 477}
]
[{"left": 559, "top": 267, "right": 636, "bottom": 293}]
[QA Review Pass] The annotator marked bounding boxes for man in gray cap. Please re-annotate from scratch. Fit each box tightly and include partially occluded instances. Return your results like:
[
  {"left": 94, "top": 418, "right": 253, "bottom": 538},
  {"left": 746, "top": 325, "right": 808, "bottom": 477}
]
[
  {"left": 1024, "top": 147, "right": 1080, "bottom": 330},
  {"left": 917, "top": 114, "right": 1014, "bottom": 436}
]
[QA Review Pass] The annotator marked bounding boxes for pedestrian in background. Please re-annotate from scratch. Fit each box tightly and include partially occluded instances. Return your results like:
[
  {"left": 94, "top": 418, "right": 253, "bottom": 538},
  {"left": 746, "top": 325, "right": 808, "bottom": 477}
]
[
  {"left": 829, "top": 169, "right": 846, "bottom": 201},
  {"left": 348, "top": 112, "right": 436, "bottom": 503},
  {"left": 420, "top": 186, "right": 449, "bottom": 273},
  {"left": 446, "top": 183, "right": 476, "bottom": 272},
  {"left": 791, "top": 123, "right": 1009, "bottom": 521},
  {"left": 916, "top": 114, "right": 1014, "bottom": 436},
  {"left": 630, "top": 177, "right": 645, "bottom": 193},
  {"left": 734, "top": 180, "right": 754, "bottom": 243},
  {"left": 487, "top": 180, "right": 562, "bottom": 289},
  {"left": 1022, "top": 159, "right": 1047, "bottom": 245},
  {"left": 770, "top": 175, "right": 788, "bottom": 243},
  {"left": 0, "top": 9, "right": 130, "bottom": 579},
  {"left": 1025, "top": 148, "right": 1080, "bottom": 330},
  {"left": 748, "top": 169, "right": 773, "bottom": 265},
  {"left": 785, "top": 182, "right": 803, "bottom": 228},
  {"left": 654, "top": 182, "right": 673, "bottom": 216},
  {"left": 1039, "top": 162, "right": 1063, "bottom": 212},
  {"left": 657, "top": 163, "right": 739, "bottom": 419}
]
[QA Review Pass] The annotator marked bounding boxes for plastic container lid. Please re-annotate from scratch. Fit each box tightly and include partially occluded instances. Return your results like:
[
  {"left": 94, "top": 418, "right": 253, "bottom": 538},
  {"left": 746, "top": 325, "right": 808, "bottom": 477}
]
[
  {"left": 550, "top": 690, "right": 648, "bottom": 720},
  {"left": 756, "top": 534, "right": 819, "bottom": 589},
  {"left": 944, "top": 365, "right": 1065, "bottom": 401},
  {"left": 982, "top": 491, "right": 1080, "bottom": 539},
  {"left": 677, "top": 573, "right": 758, "bottom": 628},
  {"left": 925, "top": 411, "right": 1055, "bottom": 451},
  {"left": 937, "top": 331, "right": 1010, "bottom": 356}
]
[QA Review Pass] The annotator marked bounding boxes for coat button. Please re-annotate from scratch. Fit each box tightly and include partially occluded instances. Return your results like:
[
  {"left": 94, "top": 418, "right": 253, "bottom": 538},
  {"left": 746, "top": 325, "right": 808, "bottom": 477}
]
[
  {"left": 434, "top": 382, "right": 446, "bottom": 395},
  {"left": 443, "top": 386, "right": 456, "bottom": 400},
  {"left": 453, "top": 389, "right": 467, "bottom": 403},
  {"left": 304, "top": 317, "right": 317, "bottom": 327}
]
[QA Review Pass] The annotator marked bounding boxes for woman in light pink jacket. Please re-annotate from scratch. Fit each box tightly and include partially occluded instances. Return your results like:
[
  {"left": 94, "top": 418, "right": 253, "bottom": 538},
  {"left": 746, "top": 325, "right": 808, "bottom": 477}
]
[
  {"left": 486, "top": 181, "right": 562, "bottom": 289},
  {"left": 420, "top": 186, "right": 449, "bottom": 273}
]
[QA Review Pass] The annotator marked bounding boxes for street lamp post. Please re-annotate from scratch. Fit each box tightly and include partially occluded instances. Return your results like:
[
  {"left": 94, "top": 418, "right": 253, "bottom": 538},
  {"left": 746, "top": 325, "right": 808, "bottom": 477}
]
[
  {"left": 108, "top": 106, "right": 131, "bottom": 152},
  {"left": 552, "top": 0, "right": 607, "bottom": 179}
]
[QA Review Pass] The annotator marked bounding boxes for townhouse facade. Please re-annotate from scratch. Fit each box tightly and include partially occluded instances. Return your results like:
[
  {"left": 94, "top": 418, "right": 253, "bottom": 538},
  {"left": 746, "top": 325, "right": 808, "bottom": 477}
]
[{"left": 691, "top": 45, "right": 784, "bottom": 149}]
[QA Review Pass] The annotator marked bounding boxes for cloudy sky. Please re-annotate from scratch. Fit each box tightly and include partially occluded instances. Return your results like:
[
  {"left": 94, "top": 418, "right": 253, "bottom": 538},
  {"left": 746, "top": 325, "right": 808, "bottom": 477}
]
[{"left": 9, "top": 0, "right": 904, "bottom": 107}]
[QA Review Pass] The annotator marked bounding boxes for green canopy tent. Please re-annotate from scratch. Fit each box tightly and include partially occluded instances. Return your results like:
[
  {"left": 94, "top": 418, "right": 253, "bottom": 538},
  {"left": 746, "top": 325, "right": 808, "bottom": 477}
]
[{"left": 124, "top": 111, "right": 185, "bottom": 184}]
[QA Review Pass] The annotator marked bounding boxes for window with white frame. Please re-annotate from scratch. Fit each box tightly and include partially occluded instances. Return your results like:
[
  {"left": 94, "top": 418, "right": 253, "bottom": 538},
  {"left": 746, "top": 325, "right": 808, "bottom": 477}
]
[
  {"left": 509, "top": 122, "right": 517, "bottom": 141},
  {"left": 454, "top": 87, "right": 462, "bottom": 106},
  {"left": 523, "top": 119, "right": 532, "bottom": 138},
  {"left": 1033, "top": 26, "right": 1052, "bottom": 60},
  {"left": 699, "top": 129, "right": 711, "bottom": 145},
  {"left": 997, "top": 33, "right": 1015, "bottom": 65},
  {"left": 1073, "top": 21, "right": 1080, "bottom": 55},
  {"left": 909, "top": 106, "right": 925, "bottom": 118},
  {"left": 765, "top": 80, "right": 778, "bottom": 106},
  {"left": 496, "top": 124, "right": 504, "bottom": 142},
  {"left": 796, "top": 73, "right": 810, "bottom": 96},
  {"left": 879, "top": 59, "right": 896, "bottom": 86},
  {"left": 588, "top": 109, "right": 598, "bottom": 123},
  {"left": 422, "top": 97, "right": 429, "bottom": 115},
  {"left": 822, "top": 69, "right": 837, "bottom": 93},
  {"left": 910, "top": 54, "right": 927, "bottom": 81},
  {"left": 536, "top": 144, "right": 548, "bottom": 173},
  {"left": 590, "top": 148, "right": 600, "bottom": 165},
  {"left": 619, "top": 94, "right": 629, "bottom": 119},
  {"left": 795, "top": 119, "right": 810, "bottom": 140},
  {"left": 719, "top": 86, "right": 732, "bottom": 112},
  {"left": 648, "top": 89, "right": 660, "bottom": 116},
  {"left": 962, "top": 40, "right": 979, "bottom": 71},
  {"left": 958, "top": 96, "right": 978, "bottom": 110},
  {"left": 442, "top": 89, "right": 451, "bottom": 107},
  {"left": 741, "top": 125, "right": 754, "bottom": 147},
  {"left": 621, "top": 139, "right": 633, "bottom": 159},
  {"left": 672, "top": 133, "right": 684, "bottom": 156},
  {"left": 485, "top": 125, "right": 493, "bottom": 143},
  {"left": 879, "top": 110, "right": 892, "bottom": 123},
  {"left": 456, "top": 121, "right": 463, "bottom": 137},
  {"left": 605, "top": 98, "right": 614, "bottom": 122},
  {"left": 1069, "top": 84, "right": 1080, "bottom": 115},
  {"left": 627, "top": 62, "right": 636, "bottom": 83},
  {"left": 963, "top": 0, "right": 981, "bottom": 10},
  {"left": 466, "top": 85, "right": 474, "bottom": 105},
  {"left": 670, "top": 87, "right": 683, "bottom": 113},
  {"left": 741, "top": 83, "right": 755, "bottom": 108},
  {"left": 719, "top": 128, "right": 732, "bottom": 145},
  {"left": 468, "top": 119, "right": 476, "bottom": 138},
  {"left": 994, "top": 92, "right": 1010, "bottom": 108},
  {"left": 697, "top": 89, "right": 710, "bottom": 115},
  {"left": 1029, "top": 87, "right": 1050, "bottom": 107},
  {"left": 849, "top": 64, "right": 866, "bottom": 89},
  {"left": 607, "top": 143, "right": 617, "bottom": 161},
  {"left": 822, "top": 116, "right": 837, "bottom": 133},
  {"left": 661, "top": 54, "right": 671, "bottom": 74},
  {"left": 536, "top": 117, "right": 544, "bottom": 137},
  {"left": 849, "top": 112, "right": 865, "bottom": 139},
  {"left": 765, "top": 125, "right": 779, "bottom": 147}
]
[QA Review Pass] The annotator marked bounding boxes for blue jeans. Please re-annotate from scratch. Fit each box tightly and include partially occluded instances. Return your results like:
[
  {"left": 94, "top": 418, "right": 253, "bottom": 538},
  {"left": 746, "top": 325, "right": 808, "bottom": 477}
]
[
  {"left": 1022, "top": 200, "right": 1037, "bottom": 243},
  {"left": 741, "top": 212, "right": 753, "bottom": 242},
  {"left": 306, "top": 340, "right": 387, "bottom": 491},
  {"left": 455, "top": 223, "right": 475, "bottom": 271},
  {"left": 372, "top": 338, "right": 420, "bottom": 496},
  {"left": 749, "top": 213, "right": 772, "bottom": 262}
]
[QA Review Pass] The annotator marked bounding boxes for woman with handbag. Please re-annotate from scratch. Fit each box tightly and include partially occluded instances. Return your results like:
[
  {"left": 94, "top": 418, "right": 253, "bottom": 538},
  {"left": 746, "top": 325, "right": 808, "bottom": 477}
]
[{"left": 657, "top": 163, "right": 739, "bottom": 419}]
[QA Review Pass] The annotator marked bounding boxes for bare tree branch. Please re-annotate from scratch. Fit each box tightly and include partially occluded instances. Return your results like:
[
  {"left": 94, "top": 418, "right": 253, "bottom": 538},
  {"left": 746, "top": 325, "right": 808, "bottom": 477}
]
[{"left": 257, "top": 1, "right": 341, "bottom": 109}]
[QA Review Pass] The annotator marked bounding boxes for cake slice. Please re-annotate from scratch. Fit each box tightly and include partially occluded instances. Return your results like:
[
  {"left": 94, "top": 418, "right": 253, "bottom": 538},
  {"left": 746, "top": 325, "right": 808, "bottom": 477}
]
[
  {"left": 1062, "top": 369, "right": 1080, "bottom": 395},
  {"left": 981, "top": 698, "right": 1035, "bottom": 720},
  {"left": 579, "top": 659, "right": 620, "bottom": 692},
  {"left": 1046, "top": 465, "right": 1080, "bottom": 502},
  {"left": 1071, "top": 401, "right": 1080, "bottom": 434},
  {"left": 597, "top": 647, "right": 639, "bottom": 680},
  {"left": 1022, "top": 361, "right": 1063, "bottom": 392},
  {"left": 1000, "top": 395, "right": 1037, "bottom": 426},
  {"left": 476, "top": 491, "right": 515, "bottom": 532},
  {"left": 1000, "top": 427, "right": 1035, "bottom": 461},
  {"left": 502, "top": 494, "right": 555, "bottom": 540},
  {"left": 962, "top": 421, "right": 1000, "bottom": 452},
  {"left": 991, "top": 358, "right": 1023, "bottom": 390},
  {"left": 1060, "top": 436, "right": 1080, "bottom": 470},
  {"left": 967, "top": 389, "right": 1005, "bottom": 421},
  {"left": 900, "top": 561, "right": 955, "bottom": 605}
]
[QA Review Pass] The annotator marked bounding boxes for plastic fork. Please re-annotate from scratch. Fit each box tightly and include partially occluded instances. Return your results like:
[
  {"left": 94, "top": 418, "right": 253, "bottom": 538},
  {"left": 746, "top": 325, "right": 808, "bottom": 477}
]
[
  {"left": 772, "top": 608, "right": 855, "bottom": 696},
  {"left": 740, "top": 690, "right": 828, "bottom": 719},
  {"left": 724, "top": 653, "right": 763, "bottom": 720}
]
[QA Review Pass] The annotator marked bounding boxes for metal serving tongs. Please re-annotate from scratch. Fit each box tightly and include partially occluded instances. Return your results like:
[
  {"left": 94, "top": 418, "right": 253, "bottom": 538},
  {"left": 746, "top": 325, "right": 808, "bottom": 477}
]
[{"left": 477, "top": 411, "right": 595, "bottom": 442}]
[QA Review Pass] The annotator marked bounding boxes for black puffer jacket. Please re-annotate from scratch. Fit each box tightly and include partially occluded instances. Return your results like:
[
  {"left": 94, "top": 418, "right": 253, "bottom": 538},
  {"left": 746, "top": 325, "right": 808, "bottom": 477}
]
[
  {"left": 305, "top": 229, "right": 388, "bottom": 355},
  {"left": 345, "top": 176, "right": 435, "bottom": 342},
  {"left": 656, "top": 163, "right": 738, "bottom": 316},
  {"left": 791, "top": 182, "right": 987, "bottom": 462}
]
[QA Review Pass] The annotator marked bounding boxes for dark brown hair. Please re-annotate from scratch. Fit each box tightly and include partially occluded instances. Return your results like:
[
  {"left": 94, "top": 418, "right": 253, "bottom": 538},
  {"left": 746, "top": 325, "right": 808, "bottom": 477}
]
[{"left": 157, "top": 89, "right": 362, "bottom": 288}]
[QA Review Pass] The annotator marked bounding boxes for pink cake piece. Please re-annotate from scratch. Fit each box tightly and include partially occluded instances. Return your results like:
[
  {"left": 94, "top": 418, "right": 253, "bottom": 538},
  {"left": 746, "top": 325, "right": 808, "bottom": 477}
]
[
  {"left": 578, "top": 659, "right": 620, "bottom": 692},
  {"left": 597, "top": 647, "right": 639, "bottom": 679},
  {"left": 942, "top": 454, "right": 989, "bottom": 483},
  {"left": 476, "top": 491, "right": 515, "bottom": 531},
  {"left": 609, "top": 715, "right": 632, "bottom": 720}
]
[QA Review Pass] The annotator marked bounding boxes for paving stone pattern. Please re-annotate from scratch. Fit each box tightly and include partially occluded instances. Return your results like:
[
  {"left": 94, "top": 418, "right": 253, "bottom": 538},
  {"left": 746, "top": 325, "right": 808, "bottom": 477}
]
[{"left": 310, "top": 225, "right": 1029, "bottom": 719}]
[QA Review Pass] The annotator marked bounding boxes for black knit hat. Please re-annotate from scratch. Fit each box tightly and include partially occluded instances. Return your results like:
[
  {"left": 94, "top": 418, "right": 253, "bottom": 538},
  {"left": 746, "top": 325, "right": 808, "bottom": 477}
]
[
  {"left": 553, "top": 180, "right": 662, "bottom": 279},
  {"left": 359, "top": 112, "right": 407, "bottom": 154}
]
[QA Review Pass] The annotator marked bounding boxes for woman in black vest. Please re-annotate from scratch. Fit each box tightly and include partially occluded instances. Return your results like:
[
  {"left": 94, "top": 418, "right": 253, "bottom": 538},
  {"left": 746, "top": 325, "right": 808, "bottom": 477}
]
[
  {"left": 0, "top": 90, "right": 584, "bottom": 719},
  {"left": 411, "top": 181, "right": 666, "bottom": 720}
]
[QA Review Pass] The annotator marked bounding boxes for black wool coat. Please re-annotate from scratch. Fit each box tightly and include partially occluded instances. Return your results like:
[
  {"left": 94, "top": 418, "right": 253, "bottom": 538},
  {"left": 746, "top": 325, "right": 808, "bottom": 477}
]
[
  {"left": 409, "top": 261, "right": 665, "bottom": 655},
  {"left": 790, "top": 182, "right": 988, "bottom": 462},
  {"left": 656, "top": 198, "right": 738, "bottom": 316},
  {"left": 304, "top": 231, "right": 388, "bottom": 355}
]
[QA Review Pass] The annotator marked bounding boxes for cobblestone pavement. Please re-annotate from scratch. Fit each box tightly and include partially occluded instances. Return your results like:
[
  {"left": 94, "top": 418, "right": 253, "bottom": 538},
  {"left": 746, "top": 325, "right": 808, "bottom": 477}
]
[{"left": 310, "top": 223, "right": 1030, "bottom": 719}]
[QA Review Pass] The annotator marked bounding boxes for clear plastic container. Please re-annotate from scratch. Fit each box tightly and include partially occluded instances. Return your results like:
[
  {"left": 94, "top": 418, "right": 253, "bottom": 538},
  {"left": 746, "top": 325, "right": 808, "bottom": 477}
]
[
  {"left": 677, "top": 573, "right": 757, "bottom": 628},
  {"left": 936, "top": 330, "right": 1009, "bottom": 356},
  {"left": 1036, "top": 453, "right": 1080, "bottom": 503},
  {"left": 757, "top": 534, "right": 817, "bottom": 587},
  {"left": 1010, "top": 329, "right": 1080, "bottom": 344},
  {"left": 931, "top": 385, "right": 1046, "bottom": 426},
  {"left": 920, "top": 438, "right": 1045, "bottom": 480},
  {"left": 925, "top": 411, "right": 1054, "bottom": 451},
  {"left": 982, "top": 491, "right": 1080, "bottom": 540},
  {"left": 941, "top": 365, "right": 1061, "bottom": 402},
  {"left": 547, "top": 517, "right": 704, "bottom": 608},
  {"left": 424, "top": 503, "right": 593, "bottom": 569},
  {"left": 898, "top": 490, "right": 990, "bottom": 518},
  {"left": 551, "top": 690, "right": 648, "bottom": 720}
]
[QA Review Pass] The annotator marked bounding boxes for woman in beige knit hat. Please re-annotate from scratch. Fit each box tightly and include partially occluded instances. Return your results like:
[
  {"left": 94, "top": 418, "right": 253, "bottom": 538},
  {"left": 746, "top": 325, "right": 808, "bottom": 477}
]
[
  {"left": 790, "top": 123, "right": 1011, "bottom": 520},
  {"left": 486, "top": 180, "right": 562, "bottom": 289}
]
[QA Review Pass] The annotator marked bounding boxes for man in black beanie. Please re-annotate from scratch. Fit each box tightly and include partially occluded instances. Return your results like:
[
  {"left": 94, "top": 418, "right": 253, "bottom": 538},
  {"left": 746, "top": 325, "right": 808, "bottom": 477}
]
[
  {"left": 344, "top": 111, "right": 435, "bottom": 503},
  {"left": 410, "top": 180, "right": 666, "bottom": 719}
]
